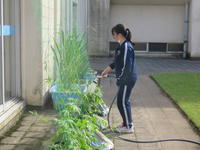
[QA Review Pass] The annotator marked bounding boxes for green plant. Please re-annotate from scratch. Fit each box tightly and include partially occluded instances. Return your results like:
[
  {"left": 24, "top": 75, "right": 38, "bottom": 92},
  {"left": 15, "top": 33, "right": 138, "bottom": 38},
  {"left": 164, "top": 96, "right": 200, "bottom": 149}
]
[
  {"left": 51, "top": 30, "right": 89, "bottom": 89},
  {"left": 47, "top": 30, "right": 109, "bottom": 149},
  {"left": 47, "top": 98, "right": 106, "bottom": 150},
  {"left": 78, "top": 87, "right": 106, "bottom": 115}
]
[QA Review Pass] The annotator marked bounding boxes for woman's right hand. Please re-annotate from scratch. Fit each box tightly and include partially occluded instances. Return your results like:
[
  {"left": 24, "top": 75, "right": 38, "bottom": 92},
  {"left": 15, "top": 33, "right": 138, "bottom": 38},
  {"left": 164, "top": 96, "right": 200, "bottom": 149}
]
[{"left": 101, "top": 66, "right": 112, "bottom": 77}]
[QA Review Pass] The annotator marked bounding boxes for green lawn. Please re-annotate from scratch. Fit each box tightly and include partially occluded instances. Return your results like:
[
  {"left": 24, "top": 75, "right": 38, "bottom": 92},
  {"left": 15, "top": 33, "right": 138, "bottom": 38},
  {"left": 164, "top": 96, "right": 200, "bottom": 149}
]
[{"left": 151, "top": 73, "right": 200, "bottom": 130}]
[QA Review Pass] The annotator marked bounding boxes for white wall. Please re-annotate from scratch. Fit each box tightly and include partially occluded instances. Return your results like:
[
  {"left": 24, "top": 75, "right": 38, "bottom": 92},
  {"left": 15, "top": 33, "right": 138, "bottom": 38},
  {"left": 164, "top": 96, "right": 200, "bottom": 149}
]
[{"left": 110, "top": 5, "right": 185, "bottom": 43}]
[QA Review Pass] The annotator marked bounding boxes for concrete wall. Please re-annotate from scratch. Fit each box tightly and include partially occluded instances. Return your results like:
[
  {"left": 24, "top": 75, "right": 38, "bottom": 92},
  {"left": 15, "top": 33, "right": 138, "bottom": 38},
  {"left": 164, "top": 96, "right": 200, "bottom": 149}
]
[
  {"left": 110, "top": 5, "right": 185, "bottom": 43},
  {"left": 189, "top": 0, "right": 200, "bottom": 57},
  {"left": 88, "top": 0, "right": 110, "bottom": 56}
]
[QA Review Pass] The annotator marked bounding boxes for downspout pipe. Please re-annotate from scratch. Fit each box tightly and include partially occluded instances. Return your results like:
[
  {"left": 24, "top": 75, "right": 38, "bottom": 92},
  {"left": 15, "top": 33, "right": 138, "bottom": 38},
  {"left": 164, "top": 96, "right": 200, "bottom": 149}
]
[{"left": 183, "top": 2, "right": 190, "bottom": 59}]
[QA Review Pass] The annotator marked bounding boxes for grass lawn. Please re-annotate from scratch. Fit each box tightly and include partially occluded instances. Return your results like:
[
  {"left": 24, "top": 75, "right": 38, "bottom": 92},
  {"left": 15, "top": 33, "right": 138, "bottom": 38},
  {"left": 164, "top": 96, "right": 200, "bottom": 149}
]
[{"left": 151, "top": 73, "right": 200, "bottom": 130}]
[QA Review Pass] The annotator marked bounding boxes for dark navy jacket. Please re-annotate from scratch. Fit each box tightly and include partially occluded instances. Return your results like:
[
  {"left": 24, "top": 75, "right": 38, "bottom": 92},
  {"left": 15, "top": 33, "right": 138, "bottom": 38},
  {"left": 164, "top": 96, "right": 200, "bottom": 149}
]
[{"left": 109, "top": 40, "right": 137, "bottom": 85}]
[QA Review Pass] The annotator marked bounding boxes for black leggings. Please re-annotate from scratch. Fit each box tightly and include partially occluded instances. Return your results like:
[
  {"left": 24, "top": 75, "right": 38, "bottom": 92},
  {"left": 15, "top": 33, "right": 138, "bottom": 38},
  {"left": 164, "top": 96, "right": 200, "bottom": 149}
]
[{"left": 117, "top": 81, "right": 136, "bottom": 128}]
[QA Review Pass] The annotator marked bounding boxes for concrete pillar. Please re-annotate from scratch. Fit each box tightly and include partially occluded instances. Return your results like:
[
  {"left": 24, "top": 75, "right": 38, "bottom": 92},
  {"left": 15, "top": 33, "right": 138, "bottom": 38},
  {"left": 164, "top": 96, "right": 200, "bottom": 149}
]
[
  {"left": 21, "top": 0, "right": 61, "bottom": 106},
  {"left": 189, "top": 0, "right": 200, "bottom": 58},
  {"left": 88, "top": 0, "right": 110, "bottom": 56},
  {"left": 21, "top": 0, "right": 43, "bottom": 106}
]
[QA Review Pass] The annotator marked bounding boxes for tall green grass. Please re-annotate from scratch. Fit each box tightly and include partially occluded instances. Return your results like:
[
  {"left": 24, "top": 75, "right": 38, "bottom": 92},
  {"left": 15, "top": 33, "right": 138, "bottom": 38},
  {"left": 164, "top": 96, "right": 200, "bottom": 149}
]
[{"left": 51, "top": 30, "right": 89, "bottom": 89}]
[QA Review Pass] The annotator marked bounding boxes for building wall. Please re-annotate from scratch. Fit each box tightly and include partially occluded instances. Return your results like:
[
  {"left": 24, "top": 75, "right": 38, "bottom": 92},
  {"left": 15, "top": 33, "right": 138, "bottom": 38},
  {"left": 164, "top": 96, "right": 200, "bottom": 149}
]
[
  {"left": 21, "top": 0, "right": 89, "bottom": 106},
  {"left": 189, "top": 0, "right": 200, "bottom": 57},
  {"left": 110, "top": 5, "right": 185, "bottom": 43}
]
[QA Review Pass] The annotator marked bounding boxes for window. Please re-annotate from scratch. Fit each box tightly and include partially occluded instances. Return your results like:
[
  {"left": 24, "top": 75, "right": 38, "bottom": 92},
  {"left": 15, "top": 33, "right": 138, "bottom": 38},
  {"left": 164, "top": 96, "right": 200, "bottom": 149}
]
[
  {"left": 134, "top": 43, "right": 147, "bottom": 51},
  {"left": 168, "top": 43, "right": 184, "bottom": 52},
  {"left": 149, "top": 43, "right": 167, "bottom": 52}
]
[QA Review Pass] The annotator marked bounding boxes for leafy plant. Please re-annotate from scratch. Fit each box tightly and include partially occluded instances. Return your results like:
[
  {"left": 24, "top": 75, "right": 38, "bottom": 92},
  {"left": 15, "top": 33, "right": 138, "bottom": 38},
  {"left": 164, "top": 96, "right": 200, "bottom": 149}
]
[
  {"left": 47, "top": 29, "right": 109, "bottom": 150},
  {"left": 78, "top": 87, "right": 106, "bottom": 115},
  {"left": 47, "top": 97, "right": 106, "bottom": 150}
]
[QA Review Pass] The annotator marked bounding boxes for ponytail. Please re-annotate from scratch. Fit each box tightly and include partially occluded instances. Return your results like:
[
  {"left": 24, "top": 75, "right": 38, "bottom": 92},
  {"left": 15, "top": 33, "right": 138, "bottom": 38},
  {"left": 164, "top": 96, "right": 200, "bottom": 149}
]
[
  {"left": 125, "top": 28, "right": 131, "bottom": 42},
  {"left": 126, "top": 28, "right": 135, "bottom": 46}
]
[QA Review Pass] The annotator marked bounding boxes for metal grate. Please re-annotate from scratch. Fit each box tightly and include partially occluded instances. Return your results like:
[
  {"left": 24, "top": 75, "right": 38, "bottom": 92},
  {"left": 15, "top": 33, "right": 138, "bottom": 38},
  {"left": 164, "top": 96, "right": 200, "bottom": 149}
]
[{"left": 168, "top": 43, "right": 184, "bottom": 52}]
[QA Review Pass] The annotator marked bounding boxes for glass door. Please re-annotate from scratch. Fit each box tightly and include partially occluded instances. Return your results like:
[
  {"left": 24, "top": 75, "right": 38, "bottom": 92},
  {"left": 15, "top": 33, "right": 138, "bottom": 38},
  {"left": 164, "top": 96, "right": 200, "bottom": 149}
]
[
  {"left": 4, "top": 0, "right": 16, "bottom": 101},
  {"left": 0, "top": 0, "right": 21, "bottom": 114}
]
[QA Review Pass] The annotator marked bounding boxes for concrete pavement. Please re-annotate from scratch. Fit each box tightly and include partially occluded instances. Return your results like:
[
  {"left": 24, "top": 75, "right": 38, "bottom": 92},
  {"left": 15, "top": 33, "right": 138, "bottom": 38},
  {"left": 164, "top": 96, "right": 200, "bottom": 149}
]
[
  {"left": 100, "top": 76, "right": 200, "bottom": 150},
  {"left": 94, "top": 56, "right": 200, "bottom": 150}
]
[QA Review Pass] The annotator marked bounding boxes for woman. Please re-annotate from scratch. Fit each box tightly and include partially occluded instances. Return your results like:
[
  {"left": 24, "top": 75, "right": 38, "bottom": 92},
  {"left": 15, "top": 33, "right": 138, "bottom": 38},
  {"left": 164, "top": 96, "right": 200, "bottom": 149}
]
[{"left": 101, "top": 24, "right": 137, "bottom": 133}]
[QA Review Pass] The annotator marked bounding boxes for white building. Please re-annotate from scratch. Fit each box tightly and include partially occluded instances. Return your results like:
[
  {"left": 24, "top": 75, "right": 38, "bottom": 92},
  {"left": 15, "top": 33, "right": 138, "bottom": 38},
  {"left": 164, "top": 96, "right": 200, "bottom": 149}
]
[{"left": 89, "top": 0, "right": 200, "bottom": 58}]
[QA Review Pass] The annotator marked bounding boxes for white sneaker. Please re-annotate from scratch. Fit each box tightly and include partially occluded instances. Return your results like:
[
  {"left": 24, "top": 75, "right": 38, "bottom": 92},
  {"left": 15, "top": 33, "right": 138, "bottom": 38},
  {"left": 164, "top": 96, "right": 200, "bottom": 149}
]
[
  {"left": 116, "top": 122, "right": 125, "bottom": 128},
  {"left": 116, "top": 126, "right": 134, "bottom": 134}
]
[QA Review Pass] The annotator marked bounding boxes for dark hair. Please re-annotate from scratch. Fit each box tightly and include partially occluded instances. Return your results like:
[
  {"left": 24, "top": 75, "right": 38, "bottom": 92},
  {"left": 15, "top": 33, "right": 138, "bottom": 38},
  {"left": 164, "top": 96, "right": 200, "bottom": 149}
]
[{"left": 111, "top": 24, "right": 134, "bottom": 45}]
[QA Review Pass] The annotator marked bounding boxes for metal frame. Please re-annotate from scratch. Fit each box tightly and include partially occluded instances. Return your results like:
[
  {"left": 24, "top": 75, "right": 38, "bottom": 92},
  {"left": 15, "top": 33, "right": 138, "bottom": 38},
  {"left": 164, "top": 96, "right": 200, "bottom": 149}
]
[
  {"left": 1, "top": 0, "right": 5, "bottom": 112},
  {"left": 61, "top": 0, "right": 78, "bottom": 33},
  {"left": 66, "top": 0, "right": 71, "bottom": 32},
  {"left": 72, "top": 1, "right": 78, "bottom": 30},
  {"left": 183, "top": 2, "right": 190, "bottom": 58},
  {"left": 146, "top": 42, "right": 149, "bottom": 52},
  {"left": 14, "top": 0, "right": 21, "bottom": 97}
]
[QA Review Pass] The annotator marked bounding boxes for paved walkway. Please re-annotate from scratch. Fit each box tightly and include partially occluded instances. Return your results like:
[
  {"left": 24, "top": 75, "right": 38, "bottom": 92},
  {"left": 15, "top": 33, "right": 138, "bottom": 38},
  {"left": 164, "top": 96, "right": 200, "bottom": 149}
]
[
  {"left": 0, "top": 109, "right": 56, "bottom": 150},
  {"left": 95, "top": 56, "right": 200, "bottom": 150},
  {"left": 90, "top": 56, "right": 200, "bottom": 75},
  {"left": 101, "top": 76, "right": 200, "bottom": 150}
]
